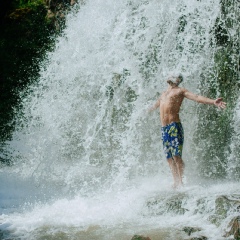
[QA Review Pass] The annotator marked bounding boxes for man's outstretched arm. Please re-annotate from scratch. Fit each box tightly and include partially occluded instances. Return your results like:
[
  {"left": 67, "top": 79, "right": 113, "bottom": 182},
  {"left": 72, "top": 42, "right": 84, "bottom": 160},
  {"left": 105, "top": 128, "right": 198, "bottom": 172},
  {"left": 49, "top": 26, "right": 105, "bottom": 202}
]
[
  {"left": 183, "top": 89, "right": 226, "bottom": 109},
  {"left": 148, "top": 98, "right": 161, "bottom": 112}
]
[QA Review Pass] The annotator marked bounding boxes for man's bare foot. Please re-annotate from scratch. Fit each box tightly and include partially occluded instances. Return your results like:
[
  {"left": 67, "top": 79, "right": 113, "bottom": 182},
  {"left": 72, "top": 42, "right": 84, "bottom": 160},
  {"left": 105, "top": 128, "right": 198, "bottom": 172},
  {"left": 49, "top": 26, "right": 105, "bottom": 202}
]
[
  {"left": 172, "top": 182, "right": 184, "bottom": 190},
  {"left": 172, "top": 183, "right": 178, "bottom": 189}
]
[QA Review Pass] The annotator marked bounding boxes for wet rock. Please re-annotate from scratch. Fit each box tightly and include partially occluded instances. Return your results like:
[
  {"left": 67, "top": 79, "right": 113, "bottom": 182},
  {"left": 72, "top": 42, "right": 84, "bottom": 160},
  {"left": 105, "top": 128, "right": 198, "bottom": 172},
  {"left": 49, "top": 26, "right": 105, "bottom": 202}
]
[
  {"left": 182, "top": 226, "right": 207, "bottom": 240},
  {"left": 131, "top": 235, "right": 151, "bottom": 240},
  {"left": 208, "top": 214, "right": 219, "bottom": 226},
  {"left": 187, "top": 237, "right": 207, "bottom": 240},
  {"left": 145, "top": 192, "right": 189, "bottom": 215},
  {"left": 224, "top": 216, "right": 240, "bottom": 239},
  {"left": 182, "top": 226, "right": 202, "bottom": 236},
  {"left": 194, "top": 197, "right": 209, "bottom": 214},
  {"left": 208, "top": 195, "right": 240, "bottom": 226},
  {"left": 215, "top": 196, "right": 233, "bottom": 217}
]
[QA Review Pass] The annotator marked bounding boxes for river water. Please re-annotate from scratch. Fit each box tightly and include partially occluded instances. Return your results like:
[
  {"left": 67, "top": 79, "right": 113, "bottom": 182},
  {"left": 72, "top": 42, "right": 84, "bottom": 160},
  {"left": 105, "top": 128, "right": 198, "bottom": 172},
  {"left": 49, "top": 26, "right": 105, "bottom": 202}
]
[{"left": 0, "top": 0, "right": 239, "bottom": 239}]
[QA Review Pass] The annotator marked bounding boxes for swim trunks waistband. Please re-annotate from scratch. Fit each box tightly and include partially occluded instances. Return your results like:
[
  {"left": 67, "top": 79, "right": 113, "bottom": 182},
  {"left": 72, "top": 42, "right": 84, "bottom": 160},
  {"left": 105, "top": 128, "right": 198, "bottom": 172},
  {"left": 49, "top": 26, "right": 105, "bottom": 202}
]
[{"left": 161, "top": 121, "right": 182, "bottom": 129}]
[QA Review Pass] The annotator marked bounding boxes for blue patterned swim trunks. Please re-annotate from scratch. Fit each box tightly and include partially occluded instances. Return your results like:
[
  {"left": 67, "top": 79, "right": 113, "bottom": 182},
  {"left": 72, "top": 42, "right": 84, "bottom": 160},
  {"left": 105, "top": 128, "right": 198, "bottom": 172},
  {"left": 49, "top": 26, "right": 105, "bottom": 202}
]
[{"left": 161, "top": 122, "right": 184, "bottom": 159}]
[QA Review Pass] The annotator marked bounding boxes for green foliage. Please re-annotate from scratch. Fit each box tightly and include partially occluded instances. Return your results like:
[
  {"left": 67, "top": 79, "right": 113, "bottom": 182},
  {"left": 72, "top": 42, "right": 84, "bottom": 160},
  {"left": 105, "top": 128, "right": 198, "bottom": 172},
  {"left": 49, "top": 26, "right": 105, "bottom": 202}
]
[
  {"left": 10, "top": 0, "right": 45, "bottom": 9},
  {"left": 0, "top": 0, "right": 56, "bottom": 156},
  {"left": 193, "top": 0, "right": 239, "bottom": 179}
]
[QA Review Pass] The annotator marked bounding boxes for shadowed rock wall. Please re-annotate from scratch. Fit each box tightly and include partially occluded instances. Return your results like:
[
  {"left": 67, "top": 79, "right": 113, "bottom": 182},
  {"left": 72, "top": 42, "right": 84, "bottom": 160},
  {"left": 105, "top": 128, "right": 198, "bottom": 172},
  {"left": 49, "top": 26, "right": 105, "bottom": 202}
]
[{"left": 0, "top": 0, "right": 79, "bottom": 163}]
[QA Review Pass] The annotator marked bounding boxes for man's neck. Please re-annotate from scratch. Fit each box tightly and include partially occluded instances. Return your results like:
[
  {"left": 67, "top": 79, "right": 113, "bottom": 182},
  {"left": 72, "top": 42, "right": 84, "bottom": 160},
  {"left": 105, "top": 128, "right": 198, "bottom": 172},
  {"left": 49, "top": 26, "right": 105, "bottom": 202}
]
[{"left": 168, "top": 84, "right": 178, "bottom": 90}]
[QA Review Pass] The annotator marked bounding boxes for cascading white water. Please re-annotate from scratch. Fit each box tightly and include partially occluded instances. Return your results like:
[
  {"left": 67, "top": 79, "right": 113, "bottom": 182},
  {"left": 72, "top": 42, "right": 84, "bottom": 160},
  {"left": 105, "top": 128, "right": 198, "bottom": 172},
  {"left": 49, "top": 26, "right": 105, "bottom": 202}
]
[
  {"left": 1, "top": 0, "right": 239, "bottom": 239},
  {"left": 5, "top": 0, "right": 220, "bottom": 190},
  {"left": 227, "top": 99, "right": 240, "bottom": 179}
]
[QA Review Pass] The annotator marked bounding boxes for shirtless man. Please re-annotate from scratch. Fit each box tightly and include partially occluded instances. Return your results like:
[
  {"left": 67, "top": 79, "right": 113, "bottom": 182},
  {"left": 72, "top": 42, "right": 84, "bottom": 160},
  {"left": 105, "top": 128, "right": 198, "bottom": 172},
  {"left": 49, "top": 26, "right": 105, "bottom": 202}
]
[{"left": 149, "top": 74, "right": 226, "bottom": 188}]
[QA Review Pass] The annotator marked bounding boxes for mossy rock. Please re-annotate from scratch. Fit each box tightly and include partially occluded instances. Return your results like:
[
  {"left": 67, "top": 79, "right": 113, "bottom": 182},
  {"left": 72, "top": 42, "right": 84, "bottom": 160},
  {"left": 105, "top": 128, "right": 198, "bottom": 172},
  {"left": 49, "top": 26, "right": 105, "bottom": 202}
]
[
  {"left": 194, "top": 198, "right": 208, "bottom": 214},
  {"left": 187, "top": 237, "right": 207, "bottom": 240},
  {"left": 146, "top": 192, "right": 188, "bottom": 216},
  {"left": 209, "top": 195, "right": 240, "bottom": 226},
  {"left": 131, "top": 235, "right": 151, "bottom": 240},
  {"left": 208, "top": 214, "right": 220, "bottom": 226},
  {"left": 224, "top": 216, "right": 240, "bottom": 240},
  {"left": 216, "top": 195, "right": 240, "bottom": 218},
  {"left": 182, "top": 226, "right": 202, "bottom": 236},
  {"left": 215, "top": 195, "right": 232, "bottom": 218}
]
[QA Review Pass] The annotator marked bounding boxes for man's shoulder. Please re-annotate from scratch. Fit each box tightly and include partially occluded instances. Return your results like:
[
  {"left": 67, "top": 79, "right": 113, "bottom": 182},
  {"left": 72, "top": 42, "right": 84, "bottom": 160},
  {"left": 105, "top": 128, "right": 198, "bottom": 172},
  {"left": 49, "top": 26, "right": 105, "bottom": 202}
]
[
  {"left": 178, "top": 87, "right": 187, "bottom": 91},
  {"left": 160, "top": 90, "right": 167, "bottom": 96},
  {"left": 174, "top": 87, "right": 187, "bottom": 94},
  {"left": 178, "top": 87, "right": 188, "bottom": 94}
]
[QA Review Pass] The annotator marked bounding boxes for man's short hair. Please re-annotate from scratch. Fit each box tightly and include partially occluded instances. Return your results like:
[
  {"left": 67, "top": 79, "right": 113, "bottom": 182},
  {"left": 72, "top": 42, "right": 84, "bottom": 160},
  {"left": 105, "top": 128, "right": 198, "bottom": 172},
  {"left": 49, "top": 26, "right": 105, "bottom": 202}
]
[
  {"left": 167, "top": 74, "right": 183, "bottom": 86},
  {"left": 178, "top": 74, "right": 183, "bottom": 84}
]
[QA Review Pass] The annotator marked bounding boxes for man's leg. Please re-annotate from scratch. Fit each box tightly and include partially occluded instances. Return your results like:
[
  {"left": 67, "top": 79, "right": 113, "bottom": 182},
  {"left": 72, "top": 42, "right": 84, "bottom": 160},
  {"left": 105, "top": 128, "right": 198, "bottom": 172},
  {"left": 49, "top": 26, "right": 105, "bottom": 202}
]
[
  {"left": 167, "top": 158, "right": 179, "bottom": 188},
  {"left": 172, "top": 155, "right": 184, "bottom": 186}
]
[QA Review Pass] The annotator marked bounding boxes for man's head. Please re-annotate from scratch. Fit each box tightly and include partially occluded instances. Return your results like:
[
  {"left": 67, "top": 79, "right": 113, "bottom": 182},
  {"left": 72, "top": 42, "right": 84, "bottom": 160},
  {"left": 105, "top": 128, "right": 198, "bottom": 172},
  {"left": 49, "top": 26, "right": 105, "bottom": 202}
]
[{"left": 167, "top": 74, "right": 183, "bottom": 87}]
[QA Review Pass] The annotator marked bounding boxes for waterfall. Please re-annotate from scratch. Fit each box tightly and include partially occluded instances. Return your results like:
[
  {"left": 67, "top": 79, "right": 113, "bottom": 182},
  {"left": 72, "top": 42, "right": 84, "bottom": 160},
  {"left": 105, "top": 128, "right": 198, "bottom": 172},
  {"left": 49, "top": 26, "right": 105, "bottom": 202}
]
[
  {"left": 227, "top": 99, "right": 240, "bottom": 179},
  {"left": 0, "top": 0, "right": 239, "bottom": 239},
  {"left": 5, "top": 0, "right": 222, "bottom": 191}
]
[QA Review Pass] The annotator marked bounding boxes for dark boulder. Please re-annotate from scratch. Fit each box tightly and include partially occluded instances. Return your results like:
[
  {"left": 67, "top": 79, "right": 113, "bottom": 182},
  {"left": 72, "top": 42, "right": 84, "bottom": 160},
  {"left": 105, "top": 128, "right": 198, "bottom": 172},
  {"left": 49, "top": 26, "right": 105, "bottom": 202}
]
[
  {"left": 224, "top": 216, "right": 240, "bottom": 239},
  {"left": 131, "top": 235, "right": 151, "bottom": 240}
]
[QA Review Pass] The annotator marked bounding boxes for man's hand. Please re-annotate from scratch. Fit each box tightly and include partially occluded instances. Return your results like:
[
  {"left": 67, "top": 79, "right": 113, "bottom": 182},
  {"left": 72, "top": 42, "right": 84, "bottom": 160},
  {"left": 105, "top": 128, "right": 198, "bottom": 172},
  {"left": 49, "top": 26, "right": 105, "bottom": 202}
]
[
  {"left": 214, "top": 98, "right": 226, "bottom": 109},
  {"left": 148, "top": 98, "right": 161, "bottom": 113}
]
